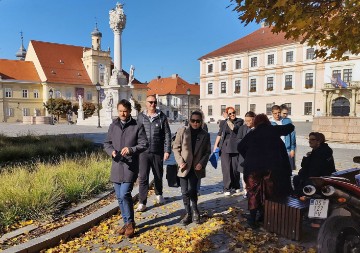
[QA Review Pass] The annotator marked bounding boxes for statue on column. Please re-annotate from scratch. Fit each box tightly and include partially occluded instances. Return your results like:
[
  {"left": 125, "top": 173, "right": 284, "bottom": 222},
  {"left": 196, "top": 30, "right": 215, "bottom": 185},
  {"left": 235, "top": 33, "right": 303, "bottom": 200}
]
[
  {"left": 78, "top": 95, "right": 83, "bottom": 111},
  {"left": 106, "top": 92, "right": 114, "bottom": 109},
  {"left": 128, "top": 65, "right": 135, "bottom": 85}
]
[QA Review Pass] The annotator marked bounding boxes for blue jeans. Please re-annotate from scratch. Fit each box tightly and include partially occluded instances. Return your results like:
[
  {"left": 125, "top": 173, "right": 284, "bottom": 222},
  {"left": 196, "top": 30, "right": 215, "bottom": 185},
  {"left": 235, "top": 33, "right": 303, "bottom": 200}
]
[{"left": 113, "top": 182, "right": 134, "bottom": 224}]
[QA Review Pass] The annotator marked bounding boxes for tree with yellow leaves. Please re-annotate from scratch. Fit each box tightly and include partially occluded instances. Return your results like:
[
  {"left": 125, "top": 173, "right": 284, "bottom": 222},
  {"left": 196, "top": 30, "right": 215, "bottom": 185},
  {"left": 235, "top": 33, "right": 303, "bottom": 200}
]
[{"left": 230, "top": 0, "right": 360, "bottom": 60}]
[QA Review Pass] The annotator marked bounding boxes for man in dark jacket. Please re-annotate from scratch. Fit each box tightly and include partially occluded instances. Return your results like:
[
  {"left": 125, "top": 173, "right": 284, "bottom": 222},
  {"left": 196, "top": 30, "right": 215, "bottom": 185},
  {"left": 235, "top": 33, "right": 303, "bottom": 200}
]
[
  {"left": 136, "top": 95, "right": 172, "bottom": 212},
  {"left": 104, "top": 99, "right": 148, "bottom": 238}
]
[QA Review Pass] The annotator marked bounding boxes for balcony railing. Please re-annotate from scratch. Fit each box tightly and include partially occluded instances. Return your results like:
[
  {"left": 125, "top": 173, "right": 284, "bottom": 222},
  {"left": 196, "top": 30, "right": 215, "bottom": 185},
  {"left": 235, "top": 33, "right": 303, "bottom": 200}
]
[{"left": 323, "top": 81, "right": 360, "bottom": 89}]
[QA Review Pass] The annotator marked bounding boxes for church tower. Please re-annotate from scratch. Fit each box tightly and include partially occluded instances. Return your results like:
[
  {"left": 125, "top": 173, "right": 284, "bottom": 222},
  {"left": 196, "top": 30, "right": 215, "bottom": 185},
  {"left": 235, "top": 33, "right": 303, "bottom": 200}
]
[
  {"left": 15, "top": 32, "right": 26, "bottom": 61},
  {"left": 91, "top": 23, "right": 102, "bottom": 51}
]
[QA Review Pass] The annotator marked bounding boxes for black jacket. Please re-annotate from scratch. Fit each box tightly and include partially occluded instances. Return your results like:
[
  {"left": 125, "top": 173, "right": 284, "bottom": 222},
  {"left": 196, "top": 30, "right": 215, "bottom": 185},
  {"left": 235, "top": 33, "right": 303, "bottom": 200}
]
[
  {"left": 104, "top": 117, "right": 148, "bottom": 183},
  {"left": 137, "top": 110, "right": 172, "bottom": 154},
  {"left": 218, "top": 118, "right": 244, "bottom": 153},
  {"left": 298, "top": 143, "right": 336, "bottom": 179}
]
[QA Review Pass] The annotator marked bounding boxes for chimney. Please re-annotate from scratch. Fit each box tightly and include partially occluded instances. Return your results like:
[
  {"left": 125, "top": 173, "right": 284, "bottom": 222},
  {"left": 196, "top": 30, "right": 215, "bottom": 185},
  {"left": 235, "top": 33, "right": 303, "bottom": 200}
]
[
  {"left": 157, "top": 75, "right": 161, "bottom": 80},
  {"left": 172, "top": 74, "right": 178, "bottom": 79},
  {"left": 194, "top": 82, "right": 199, "bottom": 85}
]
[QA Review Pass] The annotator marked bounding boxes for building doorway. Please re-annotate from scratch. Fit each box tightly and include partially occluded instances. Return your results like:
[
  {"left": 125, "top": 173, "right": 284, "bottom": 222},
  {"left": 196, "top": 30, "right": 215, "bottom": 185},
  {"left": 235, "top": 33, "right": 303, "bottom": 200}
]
[{"left": 332, "top": 97, "right": 350, "bottom": 116}]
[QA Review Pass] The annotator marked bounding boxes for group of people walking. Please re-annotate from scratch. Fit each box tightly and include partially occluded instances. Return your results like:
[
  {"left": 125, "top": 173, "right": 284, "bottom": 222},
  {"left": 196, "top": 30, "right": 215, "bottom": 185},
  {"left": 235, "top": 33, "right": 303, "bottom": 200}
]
[{"left": 104, "top": 98, "right": 336, "bottom": 237}]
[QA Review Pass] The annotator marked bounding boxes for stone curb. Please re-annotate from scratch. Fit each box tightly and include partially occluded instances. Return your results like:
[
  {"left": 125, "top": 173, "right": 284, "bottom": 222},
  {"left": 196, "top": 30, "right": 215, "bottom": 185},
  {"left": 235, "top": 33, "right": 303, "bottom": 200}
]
[{"left": 3, "top": 176, "right": 154, "bottom": 253}]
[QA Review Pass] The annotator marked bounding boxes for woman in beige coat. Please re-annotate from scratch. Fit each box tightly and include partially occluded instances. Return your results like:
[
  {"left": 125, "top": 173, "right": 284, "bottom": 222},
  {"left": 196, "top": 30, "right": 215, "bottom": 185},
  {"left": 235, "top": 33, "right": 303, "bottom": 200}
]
[{"left": 172, "top": 111, "right": 211, "bottom": 225}]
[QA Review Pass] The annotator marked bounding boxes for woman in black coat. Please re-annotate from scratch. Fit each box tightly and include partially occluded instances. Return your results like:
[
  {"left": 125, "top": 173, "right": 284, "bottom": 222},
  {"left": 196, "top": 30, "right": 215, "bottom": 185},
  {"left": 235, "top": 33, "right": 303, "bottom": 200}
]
[
  {"left": 237, "top": 114, "right": 294, "bottom": 227},
  {"left": 214, "top": 107, "right": 244, "bottom": 196},
  {"left": 293, "top": 132, "right": 336, "bottom": 194}
]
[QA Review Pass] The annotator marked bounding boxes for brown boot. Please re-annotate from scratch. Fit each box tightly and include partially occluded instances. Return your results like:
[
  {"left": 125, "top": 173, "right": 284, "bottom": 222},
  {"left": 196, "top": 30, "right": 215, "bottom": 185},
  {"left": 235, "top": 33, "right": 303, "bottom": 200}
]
[
  {"left": 124, "top": 222, "right": 135, "bottom": 238},
  {"left": 116, "top": 224, "right": 128, "bottom": 235}
]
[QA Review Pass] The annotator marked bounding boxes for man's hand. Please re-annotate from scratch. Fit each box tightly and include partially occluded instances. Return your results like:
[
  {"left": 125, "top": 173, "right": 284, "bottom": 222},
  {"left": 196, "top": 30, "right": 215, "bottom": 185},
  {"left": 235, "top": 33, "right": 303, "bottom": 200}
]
[
  {"left": 112, "top": 150, "right": 117, "bottom": 158},
  {"left": 120, "top": 147, "right": 130, "bottom": 156},
  {"left": 164, "top": 152, "right": 170, "bottom": 161},
  {"left": 195, "top": 163, "right": 202, "bottom": 171},
  {"left": 289, "top": 150, "right": 295, "bottom": 158}
]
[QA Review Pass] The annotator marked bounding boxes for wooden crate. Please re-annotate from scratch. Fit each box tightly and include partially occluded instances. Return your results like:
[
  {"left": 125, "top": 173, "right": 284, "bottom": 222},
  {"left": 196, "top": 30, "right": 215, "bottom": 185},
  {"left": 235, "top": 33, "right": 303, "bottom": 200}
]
[{"left": 264, "top": 197, "right": 309, "bottom": 241}]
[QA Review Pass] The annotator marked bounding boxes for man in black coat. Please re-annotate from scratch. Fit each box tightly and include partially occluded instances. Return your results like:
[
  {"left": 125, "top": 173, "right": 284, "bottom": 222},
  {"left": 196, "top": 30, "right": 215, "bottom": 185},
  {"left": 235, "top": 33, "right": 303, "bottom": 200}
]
[
  {"left": 136, "top": 95, "right": 172, "bottom": 212},
  {"left": 104, "top": 99, "right": 148, "bottom": 237}
]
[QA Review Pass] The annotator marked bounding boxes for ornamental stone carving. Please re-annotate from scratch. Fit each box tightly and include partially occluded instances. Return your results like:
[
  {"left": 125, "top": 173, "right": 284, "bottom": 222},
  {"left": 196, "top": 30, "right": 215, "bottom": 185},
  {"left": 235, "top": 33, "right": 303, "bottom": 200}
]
[{"left": 109, "top": 3, "right": 126, "bottom": 32}]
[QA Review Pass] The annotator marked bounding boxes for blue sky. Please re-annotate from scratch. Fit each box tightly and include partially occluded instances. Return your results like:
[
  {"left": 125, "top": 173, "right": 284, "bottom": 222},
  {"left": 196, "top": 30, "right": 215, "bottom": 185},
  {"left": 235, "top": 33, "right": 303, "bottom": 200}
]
[{"left": 0, "top": 0, "right": 259, "bottom": 83}]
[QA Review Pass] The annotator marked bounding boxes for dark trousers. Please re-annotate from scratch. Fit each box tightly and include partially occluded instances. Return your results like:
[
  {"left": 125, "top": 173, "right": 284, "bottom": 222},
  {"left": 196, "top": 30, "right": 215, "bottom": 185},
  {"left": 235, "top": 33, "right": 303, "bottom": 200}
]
[
  {"left": 179, "top": 169, "right": 199, "bottom": 214},
  {"left": 138, "top": 152, "right": 164, "bottom": 205},
  {"left": 221, "top": 153, "right": 240, "bottom": 191}
]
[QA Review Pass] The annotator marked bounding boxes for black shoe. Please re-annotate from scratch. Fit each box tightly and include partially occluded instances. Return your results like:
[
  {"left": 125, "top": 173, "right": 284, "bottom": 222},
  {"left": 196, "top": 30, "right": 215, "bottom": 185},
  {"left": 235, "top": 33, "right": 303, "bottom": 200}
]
[
  {"left": 180, "top": 213, "right": 192, "bottom": 226},
  {"left": 193, "top": 210, "right": 201, "bottom": 224},
  {"left": 247, "top": 218, "right": 259, "bottom": 229}
]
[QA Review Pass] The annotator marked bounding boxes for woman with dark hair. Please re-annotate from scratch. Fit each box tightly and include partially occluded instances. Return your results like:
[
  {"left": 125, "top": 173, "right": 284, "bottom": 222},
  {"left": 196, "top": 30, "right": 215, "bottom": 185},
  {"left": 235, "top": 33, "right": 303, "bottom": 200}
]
[
  {"left": 172, "top": 111, "right": 211, "bottom": 225},
  {"left": 238, "top": 113, "right": 294, "bottom": 228},
  {"left": 293, "top": 132, "right": 336, "bottom": 194},
  {"left": 214, "top": 107, "right": 244, "bottom": 196}
]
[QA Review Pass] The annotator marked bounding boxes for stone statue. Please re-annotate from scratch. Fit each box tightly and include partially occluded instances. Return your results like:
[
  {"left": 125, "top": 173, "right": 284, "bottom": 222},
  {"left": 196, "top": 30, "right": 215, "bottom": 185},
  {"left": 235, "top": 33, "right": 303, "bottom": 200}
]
[
  {"left": 104, "top": 66, "right": 109, "bottom": 85},
  {"left": 128, "top": 65, "right": 135, "bottom": 85},
  {"left": 109, "top": 3, "right": 126, "bottom": 32},
  {"left": 78, "top": 95, "right": 83, "bottom": 111},
  {"left": 107, "top": 92, "right": 113, "bottom": 109}
]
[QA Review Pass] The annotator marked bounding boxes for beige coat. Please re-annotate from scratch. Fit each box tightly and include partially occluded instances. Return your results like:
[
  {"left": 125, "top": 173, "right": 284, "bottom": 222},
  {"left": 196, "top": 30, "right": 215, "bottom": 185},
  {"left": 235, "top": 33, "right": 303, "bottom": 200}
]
[{"left": 172, "top": 126, "right": 211, "bottom": 178}]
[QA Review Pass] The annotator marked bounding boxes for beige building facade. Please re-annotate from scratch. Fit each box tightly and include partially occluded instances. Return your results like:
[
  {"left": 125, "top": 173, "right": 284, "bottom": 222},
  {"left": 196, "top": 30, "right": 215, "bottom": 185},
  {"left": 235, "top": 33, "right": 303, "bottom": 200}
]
[{"left": 199, "top": 26, "right": 360, "bottom": 122}]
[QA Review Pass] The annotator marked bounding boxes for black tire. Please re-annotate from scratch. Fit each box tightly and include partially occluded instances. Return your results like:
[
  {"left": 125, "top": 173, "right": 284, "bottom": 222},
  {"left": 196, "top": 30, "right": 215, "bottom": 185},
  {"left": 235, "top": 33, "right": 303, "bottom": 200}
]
[{"left": 317, "top": 215, "right": 360, "bottom": 253}]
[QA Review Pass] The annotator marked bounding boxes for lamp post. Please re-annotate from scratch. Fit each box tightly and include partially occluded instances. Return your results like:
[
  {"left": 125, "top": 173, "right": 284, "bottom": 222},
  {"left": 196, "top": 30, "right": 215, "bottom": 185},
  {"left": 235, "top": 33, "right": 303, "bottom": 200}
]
[
  {"left": 49, "top": 89, "right": 54, "bottom": 125},
  {"left": 95, "top": 82, "right": 102, "bottom": 128},
  {"left": 186, "top": 88, "right": 191, "bottom": 120}
]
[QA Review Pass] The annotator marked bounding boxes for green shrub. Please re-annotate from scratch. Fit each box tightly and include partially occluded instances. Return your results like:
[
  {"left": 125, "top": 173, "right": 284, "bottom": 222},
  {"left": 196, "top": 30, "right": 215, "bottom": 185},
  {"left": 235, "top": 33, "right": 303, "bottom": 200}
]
[{"left": 0, "top": 153, "right": 111, "bottom": 230}]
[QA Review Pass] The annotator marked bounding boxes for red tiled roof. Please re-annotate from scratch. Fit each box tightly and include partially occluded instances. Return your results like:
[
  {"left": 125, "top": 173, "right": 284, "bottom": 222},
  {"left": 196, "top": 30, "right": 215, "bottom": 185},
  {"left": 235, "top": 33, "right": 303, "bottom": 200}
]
[
  {"left": 30, "top": 40, "right": 93, "bottom": 85},
  {"left": 147, "top": 75, "right": 200, "bottom": 96},
  {"left": 199, "top": 27, "right": 297, "bottom": 60},
  {"left": 0, "top": 59, "right": 40, "bottom": 81}
]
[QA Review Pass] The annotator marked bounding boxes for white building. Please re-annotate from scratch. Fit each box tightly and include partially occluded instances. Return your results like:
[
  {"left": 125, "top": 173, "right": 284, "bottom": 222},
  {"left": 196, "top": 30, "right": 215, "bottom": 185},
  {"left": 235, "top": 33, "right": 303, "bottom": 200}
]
[{"left": 199, "top": 25, "right": 360, "bottom": 122}]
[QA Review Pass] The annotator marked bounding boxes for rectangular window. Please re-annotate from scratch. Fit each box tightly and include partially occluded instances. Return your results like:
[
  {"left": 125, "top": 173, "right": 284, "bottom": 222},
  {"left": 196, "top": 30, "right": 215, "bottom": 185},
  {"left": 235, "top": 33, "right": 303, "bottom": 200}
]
[
  {"left": 221, "top": 105, "right": 226, "bottom": 115},
  {"left": 305, "top": 73, "right": 314, "bottom": 88},
  {"left": 250, "top": 79, "right": 256, "bottom": 92},
  {"left": 284, "top": 103, "right": 292, "bottom": 115},
  {"left": 208, "top": 83, "right": 213, "bottom": 94},
  {"left": 306, "top": 48, "right": 315, "bottom": 60},
  {"left": 221, "top": 62, "right": 226, "bottom": 71},
  {"left": 332, "top": 70, "right": 341, "bottom": 79},
  {"left": 86, "top": 92, "right": 92, "bottom": 101},
  {"left": 304, "top": 102, "right": 312, "bottom": 115},
  {"left": 208, "top": 105, "right": 213, "bottom": 116},
  {"left": 55, "top": 90, "right": 61, "bottom": 98},
  {"left": 286, "top": 51, "right": 294, "bottom": 62},
  {"left": 250, "top": 104, "right": 256, "bottom": 113},
  {"left": 235, "top": 104, "right": 240, "bottom": 116},
  {"left": 208, "top": 64, "right": 213, "bottom": 73},
  {"left": 6, "top": 108, "right": 14, "bottom": 117},
  {"left": 285, "top": 75, "right": 293, "bottom": 89},
  {"left": 65, "top": 91, "right": 72, "bottom": 100},
  {"left": 33, "top": 89, "right": 39, "bottom": 99},
  {"left": 235, "top": 60, "right": 241, "bottom": 69},
  {"left": 99, "top": 72, "right": 104, "bottom": 83},
  {"left": 22, "top": 89, "right": 28, "bottom": 98},
  {"left": 267, "top": 54, "right": 274, "bottom": 65},
  {"left": 220, "top": 82, "right": 226, "bottom": 94},
  {"left": 250, "top": 57, "right": 257, "bottom": 67},
  {"left": 234, "top": 80, "right": 241, "bottom": 93},
  {"left": 266, "top": 77, "right": 274, "bottom": 91},
  {"left": 266, "top": 103, "right": 274, "bottom": 115},
  {"left": 190, "top": 98, "right": 194, "bottom": 105},
  {"left": 343, "top": 69, "right": 352, "bottom": 83},
  {"left": 5, "top": 88, "right": 12, "bottom": 98},
  {"left": 23, "top": 108, "right": 30, "bottom": 116}
]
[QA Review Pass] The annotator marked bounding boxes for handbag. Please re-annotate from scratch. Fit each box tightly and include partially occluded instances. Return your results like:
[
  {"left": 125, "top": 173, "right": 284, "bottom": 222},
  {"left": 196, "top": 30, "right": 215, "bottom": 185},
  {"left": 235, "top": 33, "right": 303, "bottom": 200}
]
[{"left": 166, "top": 164, "right": 180, "bottom": 187}]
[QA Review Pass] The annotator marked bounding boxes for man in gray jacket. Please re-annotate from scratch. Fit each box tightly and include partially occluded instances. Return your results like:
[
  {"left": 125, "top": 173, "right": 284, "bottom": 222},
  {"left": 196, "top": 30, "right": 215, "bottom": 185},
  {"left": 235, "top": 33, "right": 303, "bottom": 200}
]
[
  {"left": 136, "top": 95, "right": 172, "bottom": 212},
  {"left": 104, "top": 99, "right": 148, "bottom": 237}
]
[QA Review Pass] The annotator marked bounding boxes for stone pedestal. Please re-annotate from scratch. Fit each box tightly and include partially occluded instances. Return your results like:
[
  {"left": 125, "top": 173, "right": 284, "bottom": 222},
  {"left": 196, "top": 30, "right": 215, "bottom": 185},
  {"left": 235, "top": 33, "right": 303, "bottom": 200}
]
[{"left": 312, "top": 116, "right": 360, "bottom": 143}]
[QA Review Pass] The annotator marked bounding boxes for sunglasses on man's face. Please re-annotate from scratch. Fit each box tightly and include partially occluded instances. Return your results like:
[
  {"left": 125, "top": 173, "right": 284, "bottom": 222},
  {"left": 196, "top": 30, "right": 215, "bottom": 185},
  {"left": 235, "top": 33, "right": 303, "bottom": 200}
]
[
  {"left": 147, "top": 101, "right": 157, "bottom": 105},
  {"left": 190, "top": 119, "right": 201, "bottom": 124}
]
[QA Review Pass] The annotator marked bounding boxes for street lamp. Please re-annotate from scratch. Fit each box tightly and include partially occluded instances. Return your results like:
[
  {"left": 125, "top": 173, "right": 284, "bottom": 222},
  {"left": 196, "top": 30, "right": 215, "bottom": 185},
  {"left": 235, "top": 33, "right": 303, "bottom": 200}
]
[
  {"left": 49, "top": 89, "right": 54, "bottom": 125},
  {"left": 186, "top": 88, "right": 191, "bottom": 120},
  {"left": 95, "top": 82, "right": 102, "bottom": 128}
]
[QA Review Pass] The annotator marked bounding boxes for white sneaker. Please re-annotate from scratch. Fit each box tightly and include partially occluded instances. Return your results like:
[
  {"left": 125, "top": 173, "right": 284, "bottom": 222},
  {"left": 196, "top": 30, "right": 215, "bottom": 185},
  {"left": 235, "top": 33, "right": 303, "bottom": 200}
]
[
  {"left": 156, "top": 195, "right": 165, "bottom": 204},
  {"left": 235, "top": 189, "right": 242, "bottom": 193},
  {"left": 224, "top": 191, "right": 231, "bottom": 196},
  {"left": 136, "top": 203, "right": 146, "bottom": 212}
]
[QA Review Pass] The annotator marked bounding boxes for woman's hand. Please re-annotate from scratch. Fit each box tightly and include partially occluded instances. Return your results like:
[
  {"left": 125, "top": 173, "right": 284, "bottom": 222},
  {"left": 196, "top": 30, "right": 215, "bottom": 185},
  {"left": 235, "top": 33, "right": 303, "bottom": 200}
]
[{"left": 179, "top": 163, "right": 187, "bottom": 169}]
